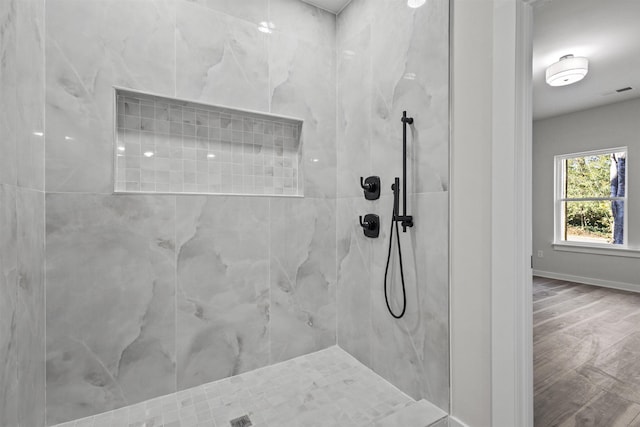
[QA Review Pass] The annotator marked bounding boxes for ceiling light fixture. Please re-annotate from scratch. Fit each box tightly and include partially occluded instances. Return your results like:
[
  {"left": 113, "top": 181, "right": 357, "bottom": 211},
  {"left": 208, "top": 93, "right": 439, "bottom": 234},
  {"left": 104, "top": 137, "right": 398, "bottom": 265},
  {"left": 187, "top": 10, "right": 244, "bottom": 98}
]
[
  {"left": 407, "top": 0, "right": 426, "bottom": 8},
  {"left": 545, "top": 54, "right": 589, "bottom": 87}
]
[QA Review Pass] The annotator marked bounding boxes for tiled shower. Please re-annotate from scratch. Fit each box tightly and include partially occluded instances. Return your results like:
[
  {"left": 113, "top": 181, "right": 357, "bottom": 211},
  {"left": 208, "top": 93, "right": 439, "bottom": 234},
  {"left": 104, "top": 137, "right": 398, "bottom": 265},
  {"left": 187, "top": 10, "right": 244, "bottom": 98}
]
[{"left": 0, "top": 0, "right": 449, "bottom": 426}]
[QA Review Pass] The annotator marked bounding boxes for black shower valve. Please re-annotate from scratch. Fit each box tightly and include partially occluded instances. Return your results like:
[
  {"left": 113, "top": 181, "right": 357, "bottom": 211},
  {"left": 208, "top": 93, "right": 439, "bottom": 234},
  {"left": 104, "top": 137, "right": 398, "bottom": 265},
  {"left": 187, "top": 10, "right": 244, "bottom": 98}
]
[
  {"left": 360, "top": 176, "right": 381, "bottom": 200},
  {"left": 359, "top": 214, "right": 379, "bottom": 238}
]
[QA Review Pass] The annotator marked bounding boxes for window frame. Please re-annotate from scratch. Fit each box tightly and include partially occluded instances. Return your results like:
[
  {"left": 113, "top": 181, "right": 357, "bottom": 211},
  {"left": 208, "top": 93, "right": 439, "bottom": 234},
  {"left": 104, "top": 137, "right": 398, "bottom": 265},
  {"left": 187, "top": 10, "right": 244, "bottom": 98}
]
[{"left": 553, "top": 146, "right": 628, "bottom": 249}]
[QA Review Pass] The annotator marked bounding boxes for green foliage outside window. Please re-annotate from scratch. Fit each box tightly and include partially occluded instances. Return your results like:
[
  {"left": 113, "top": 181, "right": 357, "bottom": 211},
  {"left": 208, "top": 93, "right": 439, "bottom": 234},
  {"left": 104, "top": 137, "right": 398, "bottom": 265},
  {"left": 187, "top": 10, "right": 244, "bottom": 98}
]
[{"left": 565, "top": 155, "right": 613, "bottom": 240}]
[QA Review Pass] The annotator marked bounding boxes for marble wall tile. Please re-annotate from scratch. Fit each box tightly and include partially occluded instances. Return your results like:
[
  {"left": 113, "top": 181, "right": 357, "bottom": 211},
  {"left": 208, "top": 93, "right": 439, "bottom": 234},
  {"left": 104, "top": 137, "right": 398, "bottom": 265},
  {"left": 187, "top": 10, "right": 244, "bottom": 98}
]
[
  {"left": 16, "top": 0, "right": 45, "bottom": 191},
  {"left": 269, "top": 32, "right": 336, "bottom": 198},
  {"left": 269, "top": 197, "right": 336, "bottom": 363},
  {"left": 370, "top": 192, "right": 449, "bottom": 409},
  {"left": 336, "top": 26, "right": 372, "bottom": 198},
  {"left": 45, "top": 194, "right": 176, "bottom": 425},
  {"left": 335, "top": 0, "right": 375, "bottom": 46},
  {"left": 336, "top": 196, "right": 372, "bottom": 366},
  {"left": 369, "top": 0, "right": 449, "bottom": 195},
  {"left": 0, "top": 0, "right": 19, "bottom": 420},
  {"left": 175, "top": 196, "right": 270, "bottom": 390},
  {"left": 412, "top": 194, "right": 449, "bottom": 410},
  {"left": 1, "top": 2, "right": 46, "bottom": 425},
  {"left": 0, "top": 0, "right": 17, "bottom": 186},
  {"left": 269, "top": 0, "right": 336, "bottom": 48},
  {"left": 42, "top": 0, "right": 339, "bottom": 422},
  {"left": 0, "top": 185, "right": 18, "bottom": 427},
  {"left": 45, "top": 0, "right": 175, "bottom": 193},
  {"left": 181, "top": 0, "right": 268, "bottom": 24},
  {"left": 176, "top": 2, "right": 269, "bottom": 111},
  {"left": 16, "top": 187, "right": 46, "bottom": 427},
  {"left": 336, "top": 0, "right": 450, "bottom": 410}
]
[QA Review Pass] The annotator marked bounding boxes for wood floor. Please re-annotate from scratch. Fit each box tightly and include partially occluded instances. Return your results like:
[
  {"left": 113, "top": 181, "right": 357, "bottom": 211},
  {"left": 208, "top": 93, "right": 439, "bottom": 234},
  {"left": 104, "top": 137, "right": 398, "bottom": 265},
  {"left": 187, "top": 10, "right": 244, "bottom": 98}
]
[{"left": 534, "top": 276, "right": 640, "bottom": 427}]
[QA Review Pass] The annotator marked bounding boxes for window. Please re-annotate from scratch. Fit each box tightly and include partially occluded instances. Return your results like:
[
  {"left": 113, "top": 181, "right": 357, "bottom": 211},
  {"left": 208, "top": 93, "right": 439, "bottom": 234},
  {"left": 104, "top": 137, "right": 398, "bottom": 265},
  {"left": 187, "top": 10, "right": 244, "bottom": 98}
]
[{"left": 555, "top": 148, "right": 627, "bottom": 246}]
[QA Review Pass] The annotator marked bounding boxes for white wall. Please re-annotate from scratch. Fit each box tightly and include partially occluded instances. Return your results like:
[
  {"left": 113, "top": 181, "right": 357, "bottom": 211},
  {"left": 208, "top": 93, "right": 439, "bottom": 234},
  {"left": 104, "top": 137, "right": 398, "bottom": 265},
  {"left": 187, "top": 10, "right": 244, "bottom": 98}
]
[
  {"left": 450, "top": 0, "right": 493, "bottom": 425},
  {"left": 533, "top": 97, "right": 640, "bottom": 288}
]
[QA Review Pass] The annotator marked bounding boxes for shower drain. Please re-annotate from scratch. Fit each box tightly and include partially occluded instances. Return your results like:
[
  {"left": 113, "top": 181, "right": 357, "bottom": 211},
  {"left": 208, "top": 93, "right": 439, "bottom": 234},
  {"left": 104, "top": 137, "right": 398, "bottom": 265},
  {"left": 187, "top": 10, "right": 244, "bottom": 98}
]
[{"left": 229, "top": 414, "right": 252, "bottom": 427}]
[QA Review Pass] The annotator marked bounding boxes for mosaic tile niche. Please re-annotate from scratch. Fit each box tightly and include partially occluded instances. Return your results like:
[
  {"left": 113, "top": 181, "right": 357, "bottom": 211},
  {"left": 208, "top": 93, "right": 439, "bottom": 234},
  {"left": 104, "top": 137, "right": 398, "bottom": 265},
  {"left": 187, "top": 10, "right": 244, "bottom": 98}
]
[{"left": 114, "top": 89, "right": 303, "bottom": 196}]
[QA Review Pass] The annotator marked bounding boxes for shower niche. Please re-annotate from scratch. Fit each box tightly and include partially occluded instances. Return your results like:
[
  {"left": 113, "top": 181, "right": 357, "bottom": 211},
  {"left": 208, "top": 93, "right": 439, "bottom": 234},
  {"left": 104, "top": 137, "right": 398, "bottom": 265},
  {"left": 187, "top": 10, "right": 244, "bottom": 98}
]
[{"left": 114, "top": 88, "right": 303, "bottom": 196}]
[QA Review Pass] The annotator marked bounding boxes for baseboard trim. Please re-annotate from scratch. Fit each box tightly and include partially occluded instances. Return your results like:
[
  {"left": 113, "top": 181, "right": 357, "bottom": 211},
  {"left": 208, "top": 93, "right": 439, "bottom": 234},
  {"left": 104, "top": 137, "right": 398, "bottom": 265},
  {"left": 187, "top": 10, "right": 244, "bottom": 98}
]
[
  {"left": 448, "top": 416, "right": 470, "bottom": 427},
  {"left": 533, "top": 270, "right": 640, "bottom": 294}
]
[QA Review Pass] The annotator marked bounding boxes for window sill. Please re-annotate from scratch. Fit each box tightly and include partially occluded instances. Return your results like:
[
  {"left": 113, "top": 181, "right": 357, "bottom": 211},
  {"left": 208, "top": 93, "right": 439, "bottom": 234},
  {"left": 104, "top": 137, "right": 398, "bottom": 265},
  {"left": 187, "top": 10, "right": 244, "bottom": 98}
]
[{"left": 552, "top": 242, "right": 640, "bottom": 258}]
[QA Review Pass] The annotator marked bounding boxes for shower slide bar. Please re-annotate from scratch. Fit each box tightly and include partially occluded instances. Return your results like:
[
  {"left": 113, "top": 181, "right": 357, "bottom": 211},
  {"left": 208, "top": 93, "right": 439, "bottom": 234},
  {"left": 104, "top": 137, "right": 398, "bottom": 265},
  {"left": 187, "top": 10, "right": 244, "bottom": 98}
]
[{"left": 392, "top": 111, "right": 413, "bottom": 232}]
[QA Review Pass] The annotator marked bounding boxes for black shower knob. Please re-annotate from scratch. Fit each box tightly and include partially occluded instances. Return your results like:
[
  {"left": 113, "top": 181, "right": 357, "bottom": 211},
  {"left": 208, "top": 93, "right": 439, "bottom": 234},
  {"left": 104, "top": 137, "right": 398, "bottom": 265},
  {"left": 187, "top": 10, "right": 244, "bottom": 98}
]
[
  {"left": 359, "top": 214, "right": 379, "bottom": 238},
  {"left": 360, "top": 176, "right": 381, "bottom": 200}
]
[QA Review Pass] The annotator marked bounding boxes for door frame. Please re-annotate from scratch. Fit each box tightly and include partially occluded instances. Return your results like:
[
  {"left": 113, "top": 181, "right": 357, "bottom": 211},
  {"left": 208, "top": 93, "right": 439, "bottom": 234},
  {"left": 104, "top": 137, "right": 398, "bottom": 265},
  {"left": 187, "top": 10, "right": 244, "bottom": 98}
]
[{"left": 491, "top": 0, "right": 535, "bottom": 425}]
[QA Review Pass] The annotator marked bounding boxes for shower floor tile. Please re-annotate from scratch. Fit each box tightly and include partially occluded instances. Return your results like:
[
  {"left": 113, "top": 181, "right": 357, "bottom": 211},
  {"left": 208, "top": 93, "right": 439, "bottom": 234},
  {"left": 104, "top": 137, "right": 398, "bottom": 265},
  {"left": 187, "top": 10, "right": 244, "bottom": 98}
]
[{"left": 52, "top": 346, "right": 418, "bottom": 427}]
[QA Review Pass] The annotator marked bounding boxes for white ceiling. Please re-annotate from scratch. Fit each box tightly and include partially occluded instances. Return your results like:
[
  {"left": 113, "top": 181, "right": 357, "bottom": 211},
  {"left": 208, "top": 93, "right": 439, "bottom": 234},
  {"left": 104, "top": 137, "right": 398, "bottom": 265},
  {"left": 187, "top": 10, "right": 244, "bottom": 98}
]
[
  {"left": 300, "top": 0, "right": 352, "bottom": 14},
  {"left": 533, "top": 0, "right": 640, "bottom": 120}
]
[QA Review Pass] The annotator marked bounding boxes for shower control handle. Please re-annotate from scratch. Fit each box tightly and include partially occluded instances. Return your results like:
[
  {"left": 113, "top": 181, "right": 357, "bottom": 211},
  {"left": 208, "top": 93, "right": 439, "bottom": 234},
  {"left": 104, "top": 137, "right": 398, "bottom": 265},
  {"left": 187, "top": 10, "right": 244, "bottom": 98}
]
[
  {"left": 360, "top": 176, "right": 381, "bottom": 200},
  {"left": 359, "top": 214, "right": 379, "bottom": 238}
]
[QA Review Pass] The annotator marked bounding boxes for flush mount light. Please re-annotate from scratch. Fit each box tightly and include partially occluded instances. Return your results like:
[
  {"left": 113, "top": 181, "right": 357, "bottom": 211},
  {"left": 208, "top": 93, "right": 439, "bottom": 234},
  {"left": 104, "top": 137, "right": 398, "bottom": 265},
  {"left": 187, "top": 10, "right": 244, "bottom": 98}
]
[
  {"left": 407, "top": 0, "right": 426, "bottom": 8},
  {"left": 143, "top": 151, "right": 154, "bottom": 158},
  {"left": 545, "top": 54, "right": 589, "bottom": 87}
]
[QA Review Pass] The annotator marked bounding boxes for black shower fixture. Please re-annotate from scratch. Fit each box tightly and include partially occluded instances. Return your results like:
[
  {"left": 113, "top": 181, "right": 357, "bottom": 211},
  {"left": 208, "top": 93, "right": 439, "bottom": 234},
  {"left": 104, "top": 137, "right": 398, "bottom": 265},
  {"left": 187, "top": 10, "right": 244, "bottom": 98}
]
[
  {"left": 393, "top": 111, "right": 414, "bottom": 232},
  {"left": 360, "top": 176, "right": 380, "bottom": 200},
  {"left": 359, "top": 214, "right": 379, "bottom": 238},
  {"left": 383, "top": 111, "right": 415, "bottom": 319}
]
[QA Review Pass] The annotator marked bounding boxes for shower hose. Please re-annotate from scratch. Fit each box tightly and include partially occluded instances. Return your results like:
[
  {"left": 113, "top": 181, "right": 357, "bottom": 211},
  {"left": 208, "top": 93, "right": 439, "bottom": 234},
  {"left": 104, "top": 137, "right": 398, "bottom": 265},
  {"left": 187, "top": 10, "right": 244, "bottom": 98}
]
[{"left": 383, "top": 205, "right": 407, "bottom": 319}]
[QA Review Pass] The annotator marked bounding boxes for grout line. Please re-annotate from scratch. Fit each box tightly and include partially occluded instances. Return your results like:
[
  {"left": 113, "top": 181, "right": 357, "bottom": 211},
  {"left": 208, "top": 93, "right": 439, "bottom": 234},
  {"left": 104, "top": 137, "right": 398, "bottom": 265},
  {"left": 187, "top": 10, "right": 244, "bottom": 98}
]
[
  {"left": 267, "top": 197, "right": 272, "bottom": 365},
  {"left": 173, "top": 0, "right": 177, "bottom": 99},
  {"left": 174, "top": 195, "right": 178, "bottom": 393},
  {"left": 334, "top": 9, "right": 341, "bottom": 350},
  {"left": 13, "top": 185, "right": 19, "bottom": 423},
  {"left": 366, "top": 21, "right": 375, "bottom": 376},
  {"left": 335, "top": 196, "right": 338, "bottom": 348},
  {"left": 267, "top": 0, "right": 271, "bottom": 114},
  {"left": 42, "top": 0, "right": 48, "bottom": 422}
]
